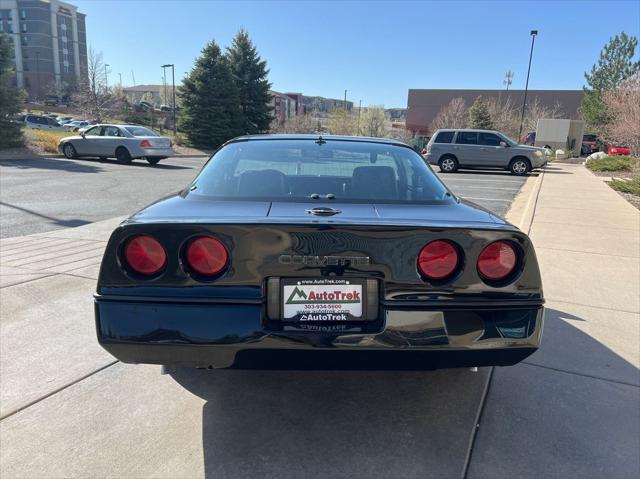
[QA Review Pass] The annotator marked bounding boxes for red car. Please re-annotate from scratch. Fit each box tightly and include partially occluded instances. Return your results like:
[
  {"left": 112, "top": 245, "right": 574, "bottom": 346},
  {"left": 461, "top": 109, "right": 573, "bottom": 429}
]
[{"left": 608, "top": 145, "right": 631, "bottom": 156}]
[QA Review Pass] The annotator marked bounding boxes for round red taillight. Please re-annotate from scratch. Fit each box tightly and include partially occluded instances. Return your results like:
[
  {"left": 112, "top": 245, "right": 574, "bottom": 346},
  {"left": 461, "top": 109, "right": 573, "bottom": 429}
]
[
  {"left": 418, "top": 240, "right": 459, "bottom": 280},
  {"left": 124, "top": 235, "right": 167, "bottom": 276},
  {"left": 477, "top": 241, "right": 518, "bottom": 281},
  {"left": 185, "top": 236, "right": 228, "bottom": 277}
]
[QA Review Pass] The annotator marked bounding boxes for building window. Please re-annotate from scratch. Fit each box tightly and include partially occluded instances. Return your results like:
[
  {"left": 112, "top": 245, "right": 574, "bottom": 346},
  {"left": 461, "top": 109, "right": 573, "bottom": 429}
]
[
  {"left": 20, "top": 9, "right": 26, "bottom": 20},
  {"left": 0, "top": 22, "right": 3, "bottom": 33},
  {"left": 7, "top": 20, "right": 12, "bottom": 33},
  {"left": 21, "top": 23, "right": 26, "bottom": 33},
  {"left": 22, "top": 35, "right": 27, "bottom": 45},
  {"left": 60, "top": 23, "right": 67, "bottom": 30}
]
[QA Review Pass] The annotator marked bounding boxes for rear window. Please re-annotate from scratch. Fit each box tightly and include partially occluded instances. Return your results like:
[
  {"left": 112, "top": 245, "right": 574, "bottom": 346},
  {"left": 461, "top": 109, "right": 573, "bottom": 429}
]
[
  {"left": 125, "top": 126, "right": 158, "bottom": 137},
  {"left": 190, "top": 139, "right": 450, "bottom": 203},
  {"left": 434, "top": 131, "right": 454, "bottom": 143},
  {"left": 583, "top": 134, "right": 597, "bottom": 141}
]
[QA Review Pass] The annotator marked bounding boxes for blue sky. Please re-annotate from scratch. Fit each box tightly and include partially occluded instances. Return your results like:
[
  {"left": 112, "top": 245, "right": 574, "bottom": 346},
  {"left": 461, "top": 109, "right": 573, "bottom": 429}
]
[{"left": 75, "top": 0, "right": 640, "bottom": 107}]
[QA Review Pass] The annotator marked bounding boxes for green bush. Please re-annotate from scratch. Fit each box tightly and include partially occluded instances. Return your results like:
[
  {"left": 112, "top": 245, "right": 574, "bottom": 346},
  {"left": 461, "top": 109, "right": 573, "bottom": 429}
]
[
  {"left": 587, "top": 156, "right": 636, "bottom": 172},
  {"left": 609, "top": 177, "right": 640, "bottom": 196}
]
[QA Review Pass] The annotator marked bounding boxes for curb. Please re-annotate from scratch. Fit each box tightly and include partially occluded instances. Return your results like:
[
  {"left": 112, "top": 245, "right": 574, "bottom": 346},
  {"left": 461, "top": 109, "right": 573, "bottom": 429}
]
[{"left": 504, "top": 168, "right": 546, "bottom": 234}]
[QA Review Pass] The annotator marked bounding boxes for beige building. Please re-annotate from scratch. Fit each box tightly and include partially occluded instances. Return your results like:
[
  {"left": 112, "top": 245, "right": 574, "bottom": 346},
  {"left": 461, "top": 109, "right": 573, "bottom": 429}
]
[{"left": 0, "top": 0, "right": 87, "bottom": 99}]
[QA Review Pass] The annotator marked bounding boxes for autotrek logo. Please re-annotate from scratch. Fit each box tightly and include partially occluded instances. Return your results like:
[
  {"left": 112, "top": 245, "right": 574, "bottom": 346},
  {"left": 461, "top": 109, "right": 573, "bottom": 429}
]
[{"left": 285, "top": 287, "right": 361, "bottom": 304}]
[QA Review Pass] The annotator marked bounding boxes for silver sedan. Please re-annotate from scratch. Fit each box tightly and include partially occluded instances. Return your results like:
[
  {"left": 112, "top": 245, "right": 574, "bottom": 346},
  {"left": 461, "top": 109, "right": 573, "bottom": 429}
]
[{"left": 58, "top": 124, "right": 175, "bottom": 165}]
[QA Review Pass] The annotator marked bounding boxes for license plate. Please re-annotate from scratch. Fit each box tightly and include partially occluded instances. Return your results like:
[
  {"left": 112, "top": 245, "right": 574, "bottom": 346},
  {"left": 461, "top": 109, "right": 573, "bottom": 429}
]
[{"left": 281, "top": 278, "right": 365, "bottom": 321}]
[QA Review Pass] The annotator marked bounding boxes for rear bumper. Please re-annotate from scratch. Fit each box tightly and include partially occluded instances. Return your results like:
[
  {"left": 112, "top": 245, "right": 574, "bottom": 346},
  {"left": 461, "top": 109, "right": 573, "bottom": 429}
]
[
  {"left": 131, "top": 147, "right": 175, "bottom": 158},
  {"left": 95, "top": 298, "right": 544, "bottom": 370}
]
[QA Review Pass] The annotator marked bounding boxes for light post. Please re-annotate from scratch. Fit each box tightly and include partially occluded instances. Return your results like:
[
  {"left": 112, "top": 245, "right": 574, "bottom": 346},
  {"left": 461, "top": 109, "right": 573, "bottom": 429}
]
[
  {"left": 104, "top": 63, "right": 110, "bottom": 91},
  {"left": 35, "top": 51, "right": 41, "bottom": 101},
  {"left": 162, "top": 63, "right": 177, "bottom": 135},
  {"left": 518, "top": 30, "right": 538, "bottom": 139}
]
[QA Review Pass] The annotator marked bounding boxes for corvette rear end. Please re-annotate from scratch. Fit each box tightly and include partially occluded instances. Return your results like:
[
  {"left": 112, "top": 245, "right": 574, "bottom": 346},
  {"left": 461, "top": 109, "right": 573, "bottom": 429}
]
[{"left": 94, "top": 135, "right": 544, "bottom": 370}]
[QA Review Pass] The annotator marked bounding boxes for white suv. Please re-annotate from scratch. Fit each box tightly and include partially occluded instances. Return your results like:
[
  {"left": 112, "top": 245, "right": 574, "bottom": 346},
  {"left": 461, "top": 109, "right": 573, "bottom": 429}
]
[
  {"left": 24, "top": 114, "right": 65, "bottom": 131},
  {"left": 425, "top": 129, "right": 548, "bottom": 175}
]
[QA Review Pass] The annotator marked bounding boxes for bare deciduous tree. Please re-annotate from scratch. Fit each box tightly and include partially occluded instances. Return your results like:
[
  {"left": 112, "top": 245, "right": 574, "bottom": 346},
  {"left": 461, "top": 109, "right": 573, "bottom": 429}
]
[
  {"left": 71, "top": 47, "right": 112, "bottom": 122},
  {"left": 602, "top": 74, "right": 640, "bottom": 154},
  {"left": 486, "top": 96, "right": 519, "bottom": 138},
  {"left": 430, "top": 98, "right": 468, "bottom": 131},
  {"left": 360, "top": 105, "right": 387, "bottom": 137},
  {"left": 522, "top": 97, "right": 564, "bottom": 133},
  {"left": 387, "top": 125, "right": 414, "bottom": 145},
  {"left": 328, "top": 108, "right": 357, "bottom": 135},
  {"left": 272, "top": 113, "right": 319, "bottom": 134}
]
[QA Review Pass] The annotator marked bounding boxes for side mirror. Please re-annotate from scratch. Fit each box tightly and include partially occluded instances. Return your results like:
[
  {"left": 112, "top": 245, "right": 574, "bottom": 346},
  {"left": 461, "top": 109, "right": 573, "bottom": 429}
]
[
  {"left": 80, "top": 131, "right": 86, "bottom": 138},
  {"left": 500, "top": 141, "right": 508, "bottom": 147}
]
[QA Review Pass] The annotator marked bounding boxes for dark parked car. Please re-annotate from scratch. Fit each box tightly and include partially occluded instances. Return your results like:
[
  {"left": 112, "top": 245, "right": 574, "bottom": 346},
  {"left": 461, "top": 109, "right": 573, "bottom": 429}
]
[
  {"left": 582, "top": 134, "right": 598, "bottom": 156},
  {"left": 94, "top": 135, "right": 545, "bottom": 370},
  {"left": 134, "top": 101, "right": 154, "bottom": 112},
  {"left": 44, "top": 95, "right": 61, "bottom": 106}
]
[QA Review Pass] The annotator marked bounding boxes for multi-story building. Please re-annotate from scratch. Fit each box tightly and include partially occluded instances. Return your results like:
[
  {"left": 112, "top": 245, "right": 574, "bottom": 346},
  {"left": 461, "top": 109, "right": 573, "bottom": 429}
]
[
  {"left": 269, "top": 90, "right": 299, "bottom": 126},
  {"left": 0, "top": 0, "right": 87, "bottom": 100}
]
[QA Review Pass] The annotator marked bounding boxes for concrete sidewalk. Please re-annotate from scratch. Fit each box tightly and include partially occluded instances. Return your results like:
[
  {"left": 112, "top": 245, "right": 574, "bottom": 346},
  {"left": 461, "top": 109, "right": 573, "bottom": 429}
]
[
  {"left": 468, "top": 163, "right": 640, "bottom": 478},
  {"left": 0, "top": 217, "right": 125, "bottom": 417}
]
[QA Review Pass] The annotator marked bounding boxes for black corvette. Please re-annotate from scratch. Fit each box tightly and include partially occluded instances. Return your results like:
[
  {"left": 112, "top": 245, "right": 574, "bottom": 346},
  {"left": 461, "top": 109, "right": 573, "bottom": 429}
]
[{"left": 95, "top": 135, "right": 544, "bottom": 370}]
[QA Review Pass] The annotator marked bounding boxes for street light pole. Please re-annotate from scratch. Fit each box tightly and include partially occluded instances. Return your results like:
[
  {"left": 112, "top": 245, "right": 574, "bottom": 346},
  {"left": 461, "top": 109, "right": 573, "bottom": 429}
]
[
  {"left": 35, "top": 51, "right": 41, "bottom": 101},
  {"left": 518, "top": 30, "right": 538, "bottom": 139},
  {"left": 162, "top": 63, "right": 177, "bottom": 135},
  {"left": 344, "top": 89, "right": 347, "bottom": 109},
  {"left": 104, "top": 63, "right": 110, "bottom": 91}
]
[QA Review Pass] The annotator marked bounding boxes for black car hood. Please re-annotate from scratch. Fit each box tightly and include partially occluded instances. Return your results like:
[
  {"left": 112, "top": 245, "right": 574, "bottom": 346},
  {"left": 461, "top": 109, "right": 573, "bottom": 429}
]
[{"left": 126, "top": 193, "right": 509, "bottom": 229}]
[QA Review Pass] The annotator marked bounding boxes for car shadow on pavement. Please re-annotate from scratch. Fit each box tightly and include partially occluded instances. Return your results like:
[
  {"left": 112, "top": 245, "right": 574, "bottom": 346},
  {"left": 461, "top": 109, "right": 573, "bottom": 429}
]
[
  {"left": 171, "top": 365, "right": 489, "bottom": 478},
  {"left": 170, "top": 306, "right": 639, "bottom": 478},
  {"left": 79, "top": 157, "right": 194, "bottom": 170},
  {"left": 0, "top": 158, "right": 105, "bottom": 173},
  {"left": 467, "top": 307, "right": 640, "bottom": 478},
  {"left": 523, "top": 307, "right": 639, "bottom": 386}
]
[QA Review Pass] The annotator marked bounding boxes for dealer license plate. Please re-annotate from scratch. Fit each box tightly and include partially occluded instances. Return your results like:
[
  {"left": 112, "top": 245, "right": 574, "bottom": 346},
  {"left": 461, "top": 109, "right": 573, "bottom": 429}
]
[{"left": 281, "top": 278, "right": 365, "bottom": 321}]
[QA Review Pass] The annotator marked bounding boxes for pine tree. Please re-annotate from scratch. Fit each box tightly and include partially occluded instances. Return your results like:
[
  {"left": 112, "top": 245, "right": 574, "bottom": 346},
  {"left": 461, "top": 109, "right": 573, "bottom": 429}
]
[
  {"left": 178, "top": 40, "right": 242, "bottom": 148},
  {"left": 581, "top": 32, "right": 639, "bottom": 133},
  {"left": 226, "top": 29, "right": 273, "bottom": 134},
  {"left": 468, "top": 97, "right": 494, "bottom": 130},
  {"left": 0, "top": 34, "right": 24, "bottom": 148}
]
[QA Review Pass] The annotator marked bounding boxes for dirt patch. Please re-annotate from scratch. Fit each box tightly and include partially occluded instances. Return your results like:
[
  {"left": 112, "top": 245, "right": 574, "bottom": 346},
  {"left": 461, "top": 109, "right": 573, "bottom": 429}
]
[
  {"left": 614, "top": 191, "right": 640, "bottom": 210},
  {"left": 590, "top": 170, "right": 638, "bottom": 179}
]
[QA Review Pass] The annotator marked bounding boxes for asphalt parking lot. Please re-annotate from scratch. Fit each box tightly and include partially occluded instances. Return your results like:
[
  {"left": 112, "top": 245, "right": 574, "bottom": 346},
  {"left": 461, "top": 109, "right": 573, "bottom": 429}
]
[
  {"left": 436, "top": 169, "right": 528, "bottom": 216},
  {"left": 0, "top": 156, "right": 526, "bottom": 239}
]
